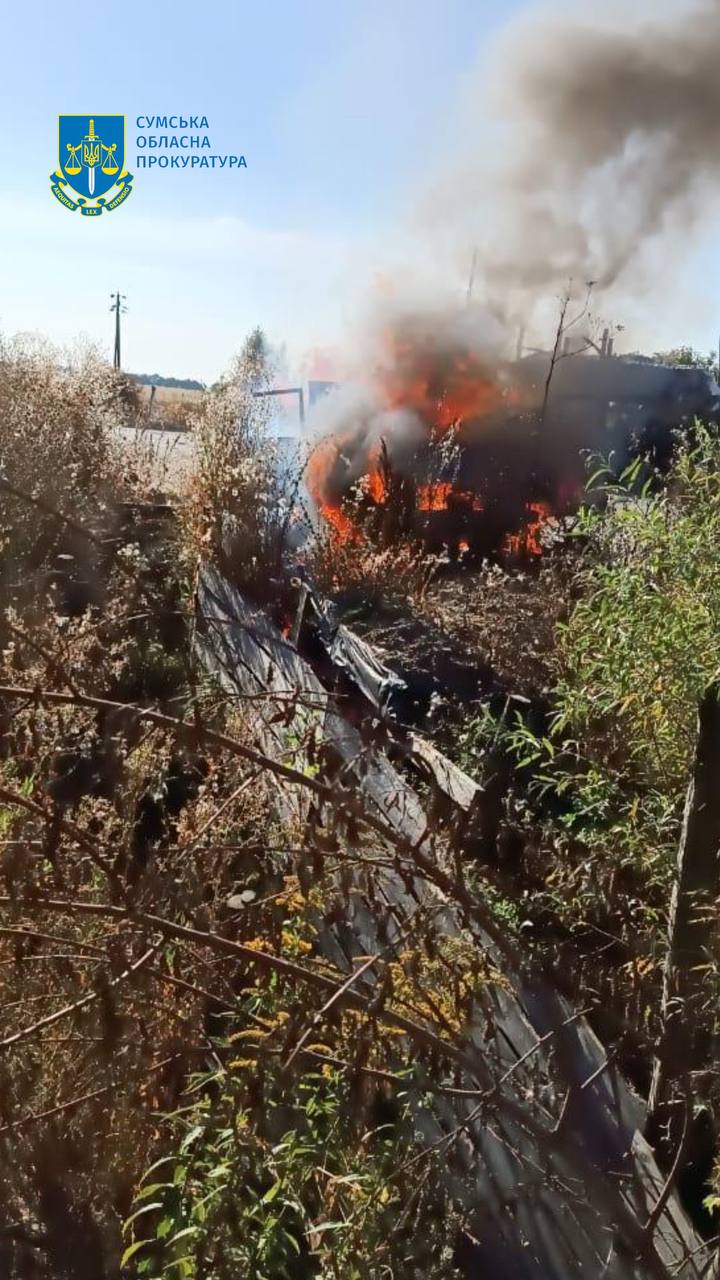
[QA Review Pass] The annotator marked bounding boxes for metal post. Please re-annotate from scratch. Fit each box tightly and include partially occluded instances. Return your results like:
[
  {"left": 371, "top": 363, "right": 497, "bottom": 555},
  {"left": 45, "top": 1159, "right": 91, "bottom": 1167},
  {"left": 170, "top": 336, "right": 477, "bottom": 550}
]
[
  {"left": 110, "top": 291, "right": 126, "bottom": 371},
  {"left": 252, "top": 386, "right": 306, "bottom": 434}
]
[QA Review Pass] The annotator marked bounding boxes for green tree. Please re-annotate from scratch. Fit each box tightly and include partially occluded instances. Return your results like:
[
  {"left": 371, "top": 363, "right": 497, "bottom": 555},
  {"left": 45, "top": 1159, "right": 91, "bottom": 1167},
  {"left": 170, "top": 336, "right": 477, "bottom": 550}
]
[
  {"left": 653, "top": 345, "right": 717, "bottom": 374},
  {"left": 228, "top": 325, "right": 274, "bottom": 395}
]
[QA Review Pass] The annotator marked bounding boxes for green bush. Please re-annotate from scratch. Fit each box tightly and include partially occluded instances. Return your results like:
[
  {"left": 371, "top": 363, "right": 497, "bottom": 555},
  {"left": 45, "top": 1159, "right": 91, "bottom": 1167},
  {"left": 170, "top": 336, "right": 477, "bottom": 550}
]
[{"left": 495, "top": 427, "right": 720, "bottom": 878}]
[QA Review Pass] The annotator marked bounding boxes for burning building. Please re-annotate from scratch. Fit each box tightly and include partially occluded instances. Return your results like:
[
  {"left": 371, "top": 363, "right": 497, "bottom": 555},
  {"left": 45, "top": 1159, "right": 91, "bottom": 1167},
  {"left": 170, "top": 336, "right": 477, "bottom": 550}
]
[
  {"left": 303, "top": 0, "right": 720, "bottom": 561},
  {"left": 306, "top": 309, "right": 720, "bottom": 560}
]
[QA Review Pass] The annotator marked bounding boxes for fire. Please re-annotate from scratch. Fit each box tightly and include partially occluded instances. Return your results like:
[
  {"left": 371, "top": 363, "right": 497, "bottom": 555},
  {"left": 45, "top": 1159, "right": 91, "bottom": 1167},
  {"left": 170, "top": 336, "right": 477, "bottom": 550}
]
[
  {"left": 306, "top": 434, "right": 358, "bottom": 544},
  {"left": 306, "top": 433, "right": 388, "bottom": 545},
  {"left": 457, "top": 491, "right": 485, "bottom": 513},
  {"left": 417, "top": 482, "right": 452, "bottom": 511},
  {"left": 378, "top": 331, "right": 510, "bottom": 432},
  {"left": 365, "top": 470, "right": 386, "bottom": 503},
  {"left": 304, "top": 314, "right": 551, "bottom": 557},
  {"left": 503, "top": 502, "right": 554, "bottom": 557},
  {"left": 364, "top": 440, "right": 388, "bottom": 504},
  {"left": 416, "top": 485, "right": 485, "bottom": 513},
  {"left": 322, "top": 503, "right": 362, "bottom": 543},
  {"left": 305, "top": 316, "right": 523, "bottom": 534}
]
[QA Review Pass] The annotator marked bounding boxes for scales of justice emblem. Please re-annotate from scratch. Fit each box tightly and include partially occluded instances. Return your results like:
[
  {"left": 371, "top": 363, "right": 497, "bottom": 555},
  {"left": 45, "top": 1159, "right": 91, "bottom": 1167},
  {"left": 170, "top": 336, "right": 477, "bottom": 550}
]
[{"left": 50, "top": 116, "right": 134, "bottom": 215}]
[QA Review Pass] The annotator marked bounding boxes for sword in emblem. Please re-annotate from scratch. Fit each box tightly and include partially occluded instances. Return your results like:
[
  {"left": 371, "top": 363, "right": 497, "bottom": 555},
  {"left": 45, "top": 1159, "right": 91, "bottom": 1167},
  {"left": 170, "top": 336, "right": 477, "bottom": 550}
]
[{"left": 82, "top": 119, "right": 100, "bottom": 197}]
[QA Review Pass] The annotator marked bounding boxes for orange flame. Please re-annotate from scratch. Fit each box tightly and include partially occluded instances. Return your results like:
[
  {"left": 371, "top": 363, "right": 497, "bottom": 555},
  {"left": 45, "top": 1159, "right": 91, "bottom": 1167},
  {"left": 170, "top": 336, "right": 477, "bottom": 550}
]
[
  {"left": 306, "top": 433, "right": 389, "bottom": 545},
  {"left": 305, "top": 320, "right": 550, "bottom": 553},
  {"left": 306, "top": 434, "right": 356, "bottom": 544},
  {"left": 364, "top": 440, "right": 388, "bottom": 504},
  {"left": 377, "top": 332, "right": 509, "bottom": 432},
  {"left": 503, "top": 502, "right": 554, "bottom": 557},
  {"left": 417, "top": 482, "right": 452, "bottom": 511}
]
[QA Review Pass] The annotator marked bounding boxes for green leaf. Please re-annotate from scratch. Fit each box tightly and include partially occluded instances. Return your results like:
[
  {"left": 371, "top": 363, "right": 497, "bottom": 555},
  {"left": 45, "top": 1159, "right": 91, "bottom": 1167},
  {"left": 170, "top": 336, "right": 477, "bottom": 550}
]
[
  {"left": 123, "top": 1203, "right": 162, "bottom": 1234},
  {"left": 161, "top": 1257, "right": 195, "bottom": 1277},
  {"left": 120, "top": 1239, "right": 153, "bottom": 1267},
  {"left": 262, "top": 1180, "right": 282, "bottom": 1204},
  {"left": 167, "top": 1226, "right": 200, "bottom": 1247},
  {"left": 141, "top": 1157, "right": 178, "bottom": 1181},
  {"left": 135, "top": 1182, "right": 174, "bottom": 1201},
  {"left": 180, "top": 1125, "right": 204, "bottom": 1153}
]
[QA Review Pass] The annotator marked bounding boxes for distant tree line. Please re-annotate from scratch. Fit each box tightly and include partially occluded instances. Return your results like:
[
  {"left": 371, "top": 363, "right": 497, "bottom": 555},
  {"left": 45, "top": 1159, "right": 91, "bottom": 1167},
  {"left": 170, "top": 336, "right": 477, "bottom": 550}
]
[
  {"left": 653, "top": 345, "right": 718, "bottom": 374},
  {"left": 131, "top": 372, "right": 206, "bottom": 391}
]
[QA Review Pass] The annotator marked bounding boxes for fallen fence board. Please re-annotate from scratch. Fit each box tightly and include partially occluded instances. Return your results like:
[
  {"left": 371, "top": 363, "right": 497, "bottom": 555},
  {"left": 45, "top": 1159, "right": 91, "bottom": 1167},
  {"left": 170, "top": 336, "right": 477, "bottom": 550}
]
[{"left": 407, "top": 729, "right": 482, "bottom": 811}]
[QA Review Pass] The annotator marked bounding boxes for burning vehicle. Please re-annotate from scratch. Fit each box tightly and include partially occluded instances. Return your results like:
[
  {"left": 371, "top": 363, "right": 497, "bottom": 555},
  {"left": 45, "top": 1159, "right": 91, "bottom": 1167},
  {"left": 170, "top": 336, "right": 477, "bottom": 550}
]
[{"left": 306, "top": 319, "right": 720, "bottom": 560}]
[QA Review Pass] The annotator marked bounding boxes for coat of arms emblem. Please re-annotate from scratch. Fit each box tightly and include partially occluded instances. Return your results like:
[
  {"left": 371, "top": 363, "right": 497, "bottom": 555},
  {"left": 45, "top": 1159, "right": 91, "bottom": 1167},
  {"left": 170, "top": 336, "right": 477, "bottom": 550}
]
[{"left": 51, "top": 116, "right": 133, "bottom": 215}]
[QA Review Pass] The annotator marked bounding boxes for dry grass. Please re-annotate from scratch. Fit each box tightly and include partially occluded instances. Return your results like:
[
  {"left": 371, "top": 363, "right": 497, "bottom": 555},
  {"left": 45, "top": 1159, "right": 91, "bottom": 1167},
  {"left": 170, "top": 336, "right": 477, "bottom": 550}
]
[
  {"left": 417, "top": 552, "right": 578, "bottom": 698},
  {"left": 304, "top": 522, "right": 435, "bottom": 610},
  {"left": 0, "top": 334, "right": 152, "bottom": 616}
]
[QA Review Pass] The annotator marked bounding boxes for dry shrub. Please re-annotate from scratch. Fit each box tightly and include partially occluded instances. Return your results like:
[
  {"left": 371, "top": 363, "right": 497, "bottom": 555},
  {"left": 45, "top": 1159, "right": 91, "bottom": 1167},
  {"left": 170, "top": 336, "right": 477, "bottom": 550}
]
[
  {"left": 0, "top": 595, "right": 280, "bottom": 1278},
  {"left": 305, "top": 521, "right": 435, "bottom": 610},
  {"left": 0, "top": 333, "right": 145, "bottom": 614},
  {"left": 0, "top": 328, "right": 312, "bottom": 1277},
  {"left": 0, "top": 333, "right": 130, "bottom": 527},
  {"left": 181, "top": 383, "right": 273, "bottom": 563},
  {"left": 147, "top": 390, "right": 203, "bottom": 434},
  {"left": 180, "top": 336, "right": 297, "bottom": 595},
  {"left": 121, "top": 422, "right": 194, "bottom": 499}
]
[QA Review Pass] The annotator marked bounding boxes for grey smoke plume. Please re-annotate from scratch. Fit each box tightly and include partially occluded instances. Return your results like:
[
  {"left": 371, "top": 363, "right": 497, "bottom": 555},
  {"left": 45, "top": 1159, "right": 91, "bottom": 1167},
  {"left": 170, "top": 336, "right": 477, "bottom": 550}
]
[
  {"left": 306, "top": 0, "right": 720, "bottom": 518},
  {"left": 432, "top": 0, "right": 720, "bottom": 322}
]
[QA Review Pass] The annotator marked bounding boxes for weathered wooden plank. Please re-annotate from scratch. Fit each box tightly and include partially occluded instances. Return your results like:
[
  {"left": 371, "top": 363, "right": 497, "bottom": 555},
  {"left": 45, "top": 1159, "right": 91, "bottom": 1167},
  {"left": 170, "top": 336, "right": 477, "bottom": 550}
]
[
  {"left": 407, "top": 729, "right": 482, "bottom": 811},
  {"left": 196, "top": 566, "right": 328, "bottom": 822}
]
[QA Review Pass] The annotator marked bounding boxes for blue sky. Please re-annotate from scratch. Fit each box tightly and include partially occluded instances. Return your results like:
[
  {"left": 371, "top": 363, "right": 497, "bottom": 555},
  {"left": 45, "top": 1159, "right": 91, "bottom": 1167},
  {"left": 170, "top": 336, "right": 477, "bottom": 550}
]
[
  {"left": 0, "top": 0, "right": 513, "bottom": 382},
  {"left": 1, "top": 0, "right": 717, "bottom": 384}
]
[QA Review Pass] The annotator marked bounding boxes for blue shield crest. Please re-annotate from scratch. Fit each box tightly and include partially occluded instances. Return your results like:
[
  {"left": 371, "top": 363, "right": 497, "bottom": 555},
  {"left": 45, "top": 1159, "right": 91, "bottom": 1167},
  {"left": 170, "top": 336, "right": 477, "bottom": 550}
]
[{"left": 58, "top": 115, "right": 125, "bottom": 201}]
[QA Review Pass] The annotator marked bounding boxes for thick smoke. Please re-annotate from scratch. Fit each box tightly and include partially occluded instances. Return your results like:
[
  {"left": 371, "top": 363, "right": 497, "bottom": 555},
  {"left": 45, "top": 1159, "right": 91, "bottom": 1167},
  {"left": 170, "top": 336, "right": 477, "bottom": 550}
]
[
  {"left": 432, "top": 0, "right": 720, "bottom": 320},
  {"left": 317, "top": 0, "right": 720, "bottom": 394},
  {"left": 306, "top": 302, "right": 510, "bottom": 503},
  {"left": 305, "top": 1, "right": 720, "bottom": 546}
]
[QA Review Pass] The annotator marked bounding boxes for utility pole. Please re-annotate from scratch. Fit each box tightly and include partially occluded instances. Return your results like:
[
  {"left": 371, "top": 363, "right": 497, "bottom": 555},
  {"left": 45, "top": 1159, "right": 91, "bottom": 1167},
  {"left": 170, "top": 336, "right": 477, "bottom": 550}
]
[
  {"left": 110, "top": 291, "right": 127, "bottom": 370},
  {"left": 466, "top": 248, "right": 478, "bottom": 306}
]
